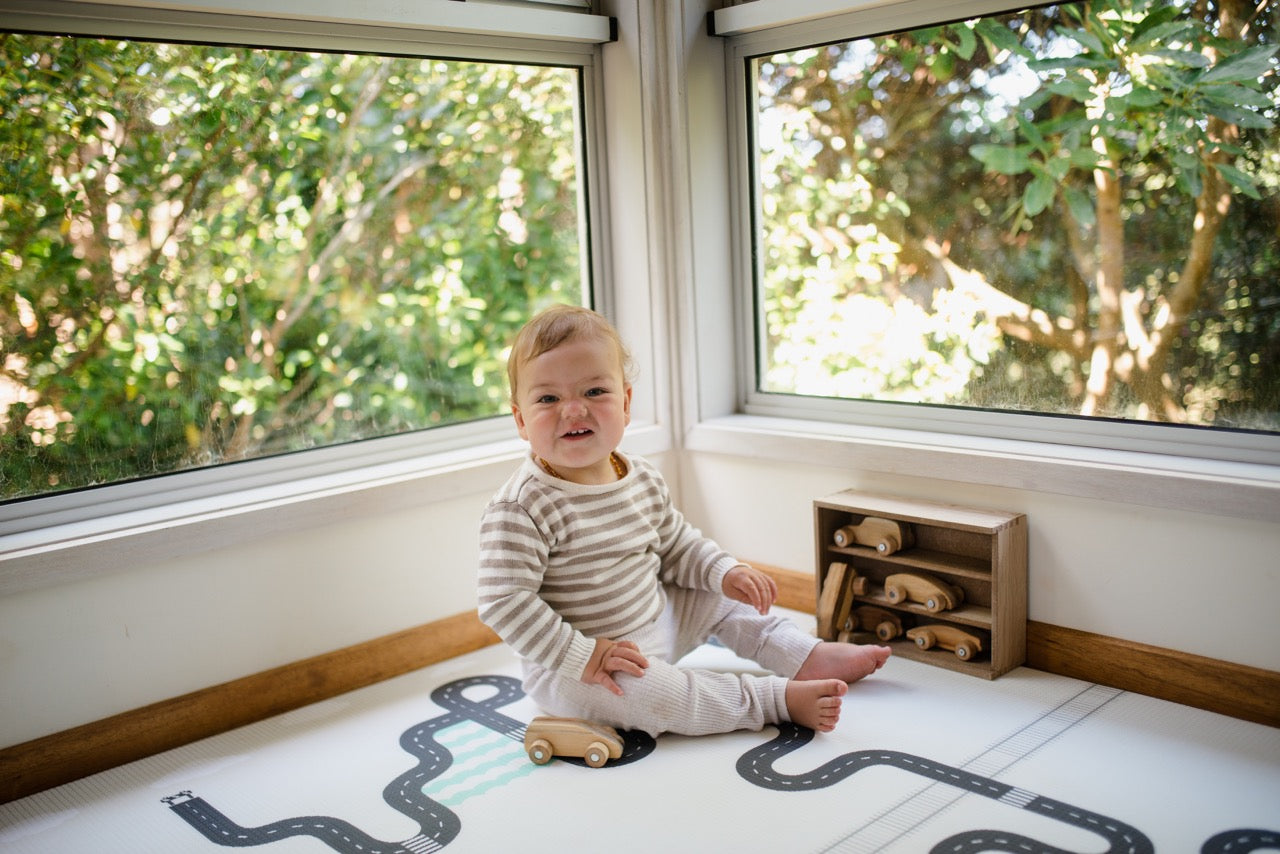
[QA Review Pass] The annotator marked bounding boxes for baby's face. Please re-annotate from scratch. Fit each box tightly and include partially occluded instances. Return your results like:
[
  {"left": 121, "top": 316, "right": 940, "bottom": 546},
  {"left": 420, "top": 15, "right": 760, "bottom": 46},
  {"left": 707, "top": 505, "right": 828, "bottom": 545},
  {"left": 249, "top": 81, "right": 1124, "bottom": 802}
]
[{"left": 512, "top": 335, "right": 632, "bottom": 484}]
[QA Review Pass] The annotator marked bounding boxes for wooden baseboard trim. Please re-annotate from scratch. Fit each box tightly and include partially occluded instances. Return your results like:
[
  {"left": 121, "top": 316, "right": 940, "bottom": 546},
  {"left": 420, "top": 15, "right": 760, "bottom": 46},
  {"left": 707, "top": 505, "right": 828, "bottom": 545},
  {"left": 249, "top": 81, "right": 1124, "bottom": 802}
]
[
  {"left": 756, "top": 563, "right": 1279, "bottom": 729},
  {"left": 6, "top": 568, "right": 1276, "bottom": 805},
  {"left": 0, "top": 611, "right": 500, "bottom": 805},
  {"left": 1025, "top": 621, "right": 1279, "bottom": 728}
]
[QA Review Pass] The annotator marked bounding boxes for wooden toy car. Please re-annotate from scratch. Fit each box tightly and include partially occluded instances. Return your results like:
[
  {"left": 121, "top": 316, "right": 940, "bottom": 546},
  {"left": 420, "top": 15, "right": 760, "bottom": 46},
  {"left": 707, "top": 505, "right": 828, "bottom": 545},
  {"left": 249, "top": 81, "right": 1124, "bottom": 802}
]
[
  {"left": 817, "top": 561, "right": 868, "bottom": 641},
  {"left": 832, "top": 516, "right": 914, "bottom": 554},
  {"left": 844, "top": 605, "right": 905, "bottom": 641},
  {"left": 524, "top": 716, "right": 624, "bottom": 768},
  {"left": 906, "top": 624, "right": 984, "bottom": 661},
  {"left": 883, "top": 571, "right": 964, "bottom": 613}
]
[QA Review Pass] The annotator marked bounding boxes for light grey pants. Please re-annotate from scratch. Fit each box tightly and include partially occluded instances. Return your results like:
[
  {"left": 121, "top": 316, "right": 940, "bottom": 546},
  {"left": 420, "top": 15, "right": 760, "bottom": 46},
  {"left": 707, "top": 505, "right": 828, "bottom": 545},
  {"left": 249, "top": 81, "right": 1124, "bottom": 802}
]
[{"left": 521, "top": 585, "right": 821, "bottom": 737}]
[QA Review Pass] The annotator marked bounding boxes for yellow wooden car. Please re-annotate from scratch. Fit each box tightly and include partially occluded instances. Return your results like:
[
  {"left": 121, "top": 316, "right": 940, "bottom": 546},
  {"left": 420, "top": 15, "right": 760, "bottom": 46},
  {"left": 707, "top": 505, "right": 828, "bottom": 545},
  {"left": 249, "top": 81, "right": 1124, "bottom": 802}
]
[
  {"left": 884, "top": 571, "right": 964, "bottom": 613},
  {"left": 832, "top": 516, "right": 914, "bottom": 554},
  {"left": 845, "top": 605, "right": 905, "bottom": 641},
  {"left": 907, "top": 624, "right": 984, "bottom": 661},
  {"left": 524, "top": 716, "right": 624, "bottom": 768}
]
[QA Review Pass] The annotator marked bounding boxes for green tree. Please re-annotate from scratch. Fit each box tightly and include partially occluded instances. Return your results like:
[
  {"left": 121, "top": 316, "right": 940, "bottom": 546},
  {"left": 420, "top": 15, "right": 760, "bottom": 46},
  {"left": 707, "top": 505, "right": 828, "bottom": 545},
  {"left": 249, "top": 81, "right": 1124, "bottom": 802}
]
[
  {"left": 1, "top": 35, "right": 584, "bottom": 498},
  {"left": 756, "top": 0, "right": 1279, "bottom": 429}
]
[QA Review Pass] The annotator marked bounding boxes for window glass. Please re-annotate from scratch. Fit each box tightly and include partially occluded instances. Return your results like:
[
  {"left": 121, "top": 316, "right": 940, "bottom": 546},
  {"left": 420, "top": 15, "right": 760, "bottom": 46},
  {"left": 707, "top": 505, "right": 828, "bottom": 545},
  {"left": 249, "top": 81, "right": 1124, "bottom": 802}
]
[
  {"left": 750, "top": 1, "right": 1278, "bottom": 435},
  {"left": 1, "top": 33, "right": 587, "bottom": 500}
]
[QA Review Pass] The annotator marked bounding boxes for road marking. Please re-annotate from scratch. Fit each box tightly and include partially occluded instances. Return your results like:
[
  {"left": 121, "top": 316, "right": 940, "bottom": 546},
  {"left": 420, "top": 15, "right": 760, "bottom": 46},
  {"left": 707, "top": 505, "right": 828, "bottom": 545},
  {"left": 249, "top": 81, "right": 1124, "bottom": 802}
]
[{"left": 823, "top": 684, "right": 1123, "bottom": 853}]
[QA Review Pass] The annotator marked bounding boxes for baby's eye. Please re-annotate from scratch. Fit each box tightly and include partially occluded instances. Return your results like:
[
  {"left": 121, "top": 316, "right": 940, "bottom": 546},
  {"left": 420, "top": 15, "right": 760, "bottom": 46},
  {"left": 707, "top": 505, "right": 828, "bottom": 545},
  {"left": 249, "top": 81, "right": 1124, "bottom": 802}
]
[
  {"left": 536, "top": 394, "right": 558, "bottom": 404},
  {"left": 585, "top": 387, "right": 609, "bottom": 397}
]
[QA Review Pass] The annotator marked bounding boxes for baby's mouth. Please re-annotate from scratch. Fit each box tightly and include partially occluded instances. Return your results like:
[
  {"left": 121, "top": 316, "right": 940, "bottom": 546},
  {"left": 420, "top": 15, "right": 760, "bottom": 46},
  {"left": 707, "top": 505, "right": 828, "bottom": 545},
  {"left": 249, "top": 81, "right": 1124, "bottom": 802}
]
[{"left": 562, "top": 428, "right": 594, "bottom": 439}]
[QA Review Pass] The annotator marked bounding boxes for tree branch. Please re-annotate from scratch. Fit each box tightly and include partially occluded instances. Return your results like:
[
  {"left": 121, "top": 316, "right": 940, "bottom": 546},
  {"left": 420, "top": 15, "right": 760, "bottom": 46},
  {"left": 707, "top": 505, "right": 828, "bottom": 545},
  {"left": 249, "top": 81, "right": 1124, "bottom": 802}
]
[
  {"left": 1081, "top": 71, "right": 1125, "bottom": 416},
  {"left": 920, "top": 238, "right": 1082, "bottom": 353}
]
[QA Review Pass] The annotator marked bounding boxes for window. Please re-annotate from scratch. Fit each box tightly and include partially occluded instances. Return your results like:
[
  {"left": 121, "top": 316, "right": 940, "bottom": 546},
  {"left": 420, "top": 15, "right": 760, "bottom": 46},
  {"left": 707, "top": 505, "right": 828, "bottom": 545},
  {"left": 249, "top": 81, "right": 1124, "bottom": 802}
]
[
  {"left": 735, "top": 0, "right": 1279, "bottom": 463},
  {"left": 1, "top": 11, "right": 600, "bottom": 503}
]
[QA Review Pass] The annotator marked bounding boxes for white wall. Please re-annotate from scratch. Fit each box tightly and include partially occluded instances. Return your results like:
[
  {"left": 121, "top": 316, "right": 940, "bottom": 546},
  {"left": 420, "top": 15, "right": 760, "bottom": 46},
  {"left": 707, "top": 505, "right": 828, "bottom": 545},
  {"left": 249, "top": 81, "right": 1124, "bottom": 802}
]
[
  {"left": 0, "top": 446, "right": 677, "bottom": 749},
  {"left": 5, "top": 443, "right": 1275, "bottom": 751},
  {"left": 0, "top": 487, "right": 492, "bottom": 748}
]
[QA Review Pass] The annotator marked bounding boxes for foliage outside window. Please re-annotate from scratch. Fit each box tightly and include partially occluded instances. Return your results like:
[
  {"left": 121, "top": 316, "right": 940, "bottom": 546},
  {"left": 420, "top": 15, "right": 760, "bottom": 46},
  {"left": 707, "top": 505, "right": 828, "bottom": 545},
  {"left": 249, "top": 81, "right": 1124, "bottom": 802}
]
[
  {"left": 751, "top": 0, "right": 1278, "bottom": 435},
  {"left": 1, "top": 33, "right": 586, "bottom": 501}
]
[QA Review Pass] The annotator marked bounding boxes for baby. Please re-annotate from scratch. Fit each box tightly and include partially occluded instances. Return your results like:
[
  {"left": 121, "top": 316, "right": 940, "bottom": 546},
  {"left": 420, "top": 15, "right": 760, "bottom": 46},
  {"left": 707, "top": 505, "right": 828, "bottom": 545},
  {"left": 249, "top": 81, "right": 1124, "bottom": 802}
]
[{"left": 477, "top": 304, "right": 890, "bottom": 736}]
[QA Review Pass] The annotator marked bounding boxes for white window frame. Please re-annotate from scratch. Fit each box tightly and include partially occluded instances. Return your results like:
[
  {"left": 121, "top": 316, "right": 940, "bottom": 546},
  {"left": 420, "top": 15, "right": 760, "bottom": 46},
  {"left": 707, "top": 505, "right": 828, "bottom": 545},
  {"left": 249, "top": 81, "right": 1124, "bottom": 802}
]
[
  {"left": 0, "top": 0, "right": 676, "bottom": 589},
  {"left": 682, "top": 0, "right": 1280, "bottom": 521}
]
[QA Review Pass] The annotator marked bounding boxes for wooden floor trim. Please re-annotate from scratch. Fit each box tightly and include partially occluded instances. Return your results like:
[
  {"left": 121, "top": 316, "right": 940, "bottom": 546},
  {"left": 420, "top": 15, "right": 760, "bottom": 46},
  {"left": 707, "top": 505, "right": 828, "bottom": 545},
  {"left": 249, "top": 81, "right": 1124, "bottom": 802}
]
[
  {"left": 756, "top": 563, "right": 1279, "bottom": 729},
  {"left": 4, "top": 568, "right": 1276, "bottom": 804},
  {"left": 0, "top": 611, "right": 500, "bottom": 805},
  {"left": 1024, "top": 621, "right": 1279, "bottom": 728}
]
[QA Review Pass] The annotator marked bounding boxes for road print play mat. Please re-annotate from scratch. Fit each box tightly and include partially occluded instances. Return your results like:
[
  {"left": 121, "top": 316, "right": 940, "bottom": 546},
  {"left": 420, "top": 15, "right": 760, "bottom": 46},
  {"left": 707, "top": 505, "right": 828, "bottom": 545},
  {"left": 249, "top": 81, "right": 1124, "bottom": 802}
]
[{"left": 2, "top": 622, "right": 1277, "bottom": 853}]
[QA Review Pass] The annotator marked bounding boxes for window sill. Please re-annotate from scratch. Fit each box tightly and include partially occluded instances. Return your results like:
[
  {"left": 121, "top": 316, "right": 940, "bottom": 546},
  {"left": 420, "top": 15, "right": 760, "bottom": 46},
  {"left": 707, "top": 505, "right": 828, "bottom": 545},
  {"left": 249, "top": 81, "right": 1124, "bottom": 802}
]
[
  {"left": 685, "top": 414, "right": 1280, "bottom": 522},
  {"left": 0, "top": 422, "right": 672, "bottom": 595}
]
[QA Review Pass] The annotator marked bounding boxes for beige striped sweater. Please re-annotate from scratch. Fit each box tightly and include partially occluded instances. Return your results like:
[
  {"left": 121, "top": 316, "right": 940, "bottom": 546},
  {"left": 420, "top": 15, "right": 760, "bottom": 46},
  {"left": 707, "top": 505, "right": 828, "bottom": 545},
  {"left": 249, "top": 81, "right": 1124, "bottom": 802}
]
[{"left": 477, "top": 451, "right": 739, "bottom": 680}]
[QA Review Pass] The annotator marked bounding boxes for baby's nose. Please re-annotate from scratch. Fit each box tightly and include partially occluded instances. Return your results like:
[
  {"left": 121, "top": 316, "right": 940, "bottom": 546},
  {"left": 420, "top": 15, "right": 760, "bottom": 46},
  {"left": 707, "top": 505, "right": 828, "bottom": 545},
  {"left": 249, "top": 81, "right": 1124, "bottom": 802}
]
[{"left": 563, "top": 397, "right": 589, "bottom": 416}]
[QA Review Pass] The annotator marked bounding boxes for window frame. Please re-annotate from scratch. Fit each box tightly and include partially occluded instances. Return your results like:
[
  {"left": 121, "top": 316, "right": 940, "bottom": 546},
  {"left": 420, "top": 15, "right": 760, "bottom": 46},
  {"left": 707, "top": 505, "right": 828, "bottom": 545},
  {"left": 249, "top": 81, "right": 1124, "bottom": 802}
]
[
  {"left": 716, "top": 0, "right": 1280, "bottom": 467},
  {"left": 0, "top": 0, "right": 679, "bottom": 579}
]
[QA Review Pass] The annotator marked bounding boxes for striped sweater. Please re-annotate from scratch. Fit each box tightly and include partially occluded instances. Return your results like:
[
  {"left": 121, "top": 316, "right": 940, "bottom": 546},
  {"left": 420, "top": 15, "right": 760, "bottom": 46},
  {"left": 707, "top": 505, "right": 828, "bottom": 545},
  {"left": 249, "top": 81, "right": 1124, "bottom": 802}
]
[{"left": 477, "top": 451, "right": 739, "bottom": 680}]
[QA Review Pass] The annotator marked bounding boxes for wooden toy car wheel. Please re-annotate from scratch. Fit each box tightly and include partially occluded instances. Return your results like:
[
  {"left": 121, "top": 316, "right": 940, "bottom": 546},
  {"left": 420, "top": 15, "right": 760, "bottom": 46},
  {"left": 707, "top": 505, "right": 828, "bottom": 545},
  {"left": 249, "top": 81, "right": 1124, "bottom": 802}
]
[
  {"left": 527, "top": 738, "right": 554, "bottom": 765},
  {"left": 955, "top": 641, "right": 976, "bottom": 660},
  {"left": 875, "top": 621, "right": 899, "bottom": 641},
  {"left": 584, "top": 741, "right": 611, "bottom": 768},
  {"left": 875, "top": 535, "right": 899, "bottom": 554},
  {"left": 885, "top": 582, "right": 905, "bottom": 604},
  {"left": 924, "top": 596, "right": 944, "bottom": 613},
  {"left": 912, "top": 629, "right": 936, "bottom": 650}
]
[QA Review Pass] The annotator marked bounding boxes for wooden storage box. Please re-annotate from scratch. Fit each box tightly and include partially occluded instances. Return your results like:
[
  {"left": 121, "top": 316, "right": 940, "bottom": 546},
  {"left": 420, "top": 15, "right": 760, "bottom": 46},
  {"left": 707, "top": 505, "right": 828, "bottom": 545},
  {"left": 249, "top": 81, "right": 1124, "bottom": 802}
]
[{"left": 814, "top": 491, "right": 1027, "bottom": 679}]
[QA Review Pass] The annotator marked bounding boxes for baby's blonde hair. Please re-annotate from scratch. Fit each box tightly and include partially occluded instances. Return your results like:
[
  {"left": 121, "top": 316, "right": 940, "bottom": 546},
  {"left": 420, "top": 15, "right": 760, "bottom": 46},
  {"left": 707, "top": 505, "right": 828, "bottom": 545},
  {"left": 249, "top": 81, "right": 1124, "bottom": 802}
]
[{"left": 507, "top": 304, "right": 634, "bottom": 402}]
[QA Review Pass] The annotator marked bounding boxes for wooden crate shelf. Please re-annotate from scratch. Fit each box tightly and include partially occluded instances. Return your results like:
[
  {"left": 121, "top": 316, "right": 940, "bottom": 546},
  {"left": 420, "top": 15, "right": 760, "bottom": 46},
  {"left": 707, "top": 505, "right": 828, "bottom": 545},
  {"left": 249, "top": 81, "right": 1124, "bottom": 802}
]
[{"left": 815, "top": 490, "right": 1027, "bottom": 679}]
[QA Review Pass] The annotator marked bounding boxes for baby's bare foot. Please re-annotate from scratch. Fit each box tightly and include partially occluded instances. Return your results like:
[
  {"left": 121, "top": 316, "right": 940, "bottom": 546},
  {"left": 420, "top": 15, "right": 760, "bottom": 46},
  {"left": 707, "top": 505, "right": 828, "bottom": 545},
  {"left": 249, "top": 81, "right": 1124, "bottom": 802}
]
[
  {"left": 785, "top": 678, "right": 847, "bottom": 732},
  {"left": 795, "top": 641, "right": 891, "bottom": 683}
]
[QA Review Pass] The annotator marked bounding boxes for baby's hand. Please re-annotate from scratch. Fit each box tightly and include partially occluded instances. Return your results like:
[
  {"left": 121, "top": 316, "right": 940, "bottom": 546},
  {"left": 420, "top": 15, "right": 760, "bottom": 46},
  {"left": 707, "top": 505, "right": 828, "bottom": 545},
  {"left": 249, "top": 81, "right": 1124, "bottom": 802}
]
[
  {"left": 583, "top": 638, "right": 649, "bottom": 696},
  {"left": 723, "top": 563, "right": 778, "bottom": 615}
]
